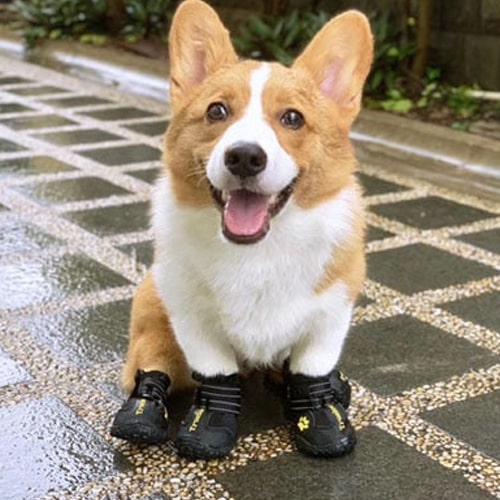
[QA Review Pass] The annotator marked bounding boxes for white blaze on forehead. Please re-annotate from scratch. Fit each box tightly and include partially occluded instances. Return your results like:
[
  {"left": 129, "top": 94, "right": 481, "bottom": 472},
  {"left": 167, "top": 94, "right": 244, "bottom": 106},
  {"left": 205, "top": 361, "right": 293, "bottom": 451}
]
[{"left": 206, "top": 63, "right": 298, "bottom": 195}]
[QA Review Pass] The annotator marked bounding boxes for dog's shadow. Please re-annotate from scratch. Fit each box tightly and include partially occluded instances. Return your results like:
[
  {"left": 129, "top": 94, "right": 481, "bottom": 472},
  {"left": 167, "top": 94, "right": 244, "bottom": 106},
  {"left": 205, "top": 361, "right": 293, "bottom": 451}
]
[{"left": 166, "top": 371, "right": 287, "bottom": 438}]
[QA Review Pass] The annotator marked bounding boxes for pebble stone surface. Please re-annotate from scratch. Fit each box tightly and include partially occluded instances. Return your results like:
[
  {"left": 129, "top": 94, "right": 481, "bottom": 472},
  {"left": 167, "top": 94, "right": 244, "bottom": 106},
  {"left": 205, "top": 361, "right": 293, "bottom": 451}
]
[{"left": 0, "top": 54, "right": 499, "bottom": 500}]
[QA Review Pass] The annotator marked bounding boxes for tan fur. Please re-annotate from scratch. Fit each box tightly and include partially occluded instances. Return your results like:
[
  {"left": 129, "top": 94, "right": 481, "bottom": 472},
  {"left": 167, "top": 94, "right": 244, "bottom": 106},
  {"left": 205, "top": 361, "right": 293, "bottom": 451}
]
[
  {"left": 122, "top": 272, "right": 194, "bottom": 393},
  {"left": 164, "top": 61, "right": 259, "bottom": 208},
  {"left": 313, "top": 186, "right": 367, "bottom": 300}
]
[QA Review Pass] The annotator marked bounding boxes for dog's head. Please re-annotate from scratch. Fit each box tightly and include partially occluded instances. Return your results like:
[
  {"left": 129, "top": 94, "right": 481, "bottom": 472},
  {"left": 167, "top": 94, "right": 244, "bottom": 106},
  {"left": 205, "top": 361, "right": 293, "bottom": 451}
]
[{"left": 164, "top": 0, "right": 373, "bottom": 244}]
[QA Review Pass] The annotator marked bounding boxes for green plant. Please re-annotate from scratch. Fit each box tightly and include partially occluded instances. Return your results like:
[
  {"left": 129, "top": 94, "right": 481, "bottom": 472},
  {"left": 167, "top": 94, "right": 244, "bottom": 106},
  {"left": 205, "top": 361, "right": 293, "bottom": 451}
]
[
  {"left": 365, "top": 10, "right": 416, "bottom": 98},
  {"left": 121, "top": 0, "right": 173, "bottom": 42},
  {"left": 13, "top": 0, "right": 107, "bottom": 48},
  {"left": 232, "top": 9, "right": 329, "bottom": 66}
]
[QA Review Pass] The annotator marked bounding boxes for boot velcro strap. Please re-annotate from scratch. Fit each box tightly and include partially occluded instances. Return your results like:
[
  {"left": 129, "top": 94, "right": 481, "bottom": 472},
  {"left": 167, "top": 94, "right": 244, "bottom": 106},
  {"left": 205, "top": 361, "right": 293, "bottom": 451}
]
[
  {"left": 196, "top": 383, "right": 242, "bottom": 415},
  {"left": 288, "top": 379, "right": 337, "bottom": 412}
]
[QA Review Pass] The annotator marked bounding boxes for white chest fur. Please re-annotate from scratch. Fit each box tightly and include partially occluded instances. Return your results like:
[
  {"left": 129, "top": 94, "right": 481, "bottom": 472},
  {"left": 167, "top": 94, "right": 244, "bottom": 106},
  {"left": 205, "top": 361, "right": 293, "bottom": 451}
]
[{"left": 152, "top": 176, "right": 358, "bottom": 375}]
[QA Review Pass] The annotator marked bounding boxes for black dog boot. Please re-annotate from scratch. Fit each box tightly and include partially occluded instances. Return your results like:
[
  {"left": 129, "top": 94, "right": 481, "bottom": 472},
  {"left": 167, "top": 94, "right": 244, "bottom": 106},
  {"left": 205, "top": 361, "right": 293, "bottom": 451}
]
[
  {"left": 287, "top": 371, "right": 356, "bottom": 458},
  {"left": 175, "top": 372, "right": 241, "bottom": 460},
  {"left": 329, "top": 369, "right": 351, "bottom": 409},
  {"left": 110, "top": 370, "right": 170, "bottom": 444}
]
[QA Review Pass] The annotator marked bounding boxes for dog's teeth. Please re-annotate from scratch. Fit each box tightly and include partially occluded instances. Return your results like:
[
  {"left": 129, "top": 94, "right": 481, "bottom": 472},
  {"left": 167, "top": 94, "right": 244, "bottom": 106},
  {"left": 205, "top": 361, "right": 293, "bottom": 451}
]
[{"left": 221, "top": 191, "right": 229, "bottom": 202}]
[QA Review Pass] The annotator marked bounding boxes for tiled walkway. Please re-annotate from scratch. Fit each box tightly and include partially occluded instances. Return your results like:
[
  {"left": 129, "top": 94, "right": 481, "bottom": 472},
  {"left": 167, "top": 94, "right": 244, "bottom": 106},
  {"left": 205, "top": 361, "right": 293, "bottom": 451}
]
[{"left": 0, "top": 54, "right": 499, "bottom": 500}]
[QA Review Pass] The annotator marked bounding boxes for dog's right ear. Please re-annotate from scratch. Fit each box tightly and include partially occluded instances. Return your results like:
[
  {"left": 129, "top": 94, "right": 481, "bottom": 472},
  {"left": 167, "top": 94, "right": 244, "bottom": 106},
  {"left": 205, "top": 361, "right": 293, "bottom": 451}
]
[{"left": 168, "top": 0, "right": 238, "bottom": 114}]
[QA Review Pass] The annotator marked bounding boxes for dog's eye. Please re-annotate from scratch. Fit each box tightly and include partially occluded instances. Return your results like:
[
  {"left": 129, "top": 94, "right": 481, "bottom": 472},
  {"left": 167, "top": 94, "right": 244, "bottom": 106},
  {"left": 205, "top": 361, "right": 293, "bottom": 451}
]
[
  {"left": 206, "top": 102, "right": 229, "bottom": 122},
  {"left": 280, "top": 109, "right": 304, "bottom": 130}
]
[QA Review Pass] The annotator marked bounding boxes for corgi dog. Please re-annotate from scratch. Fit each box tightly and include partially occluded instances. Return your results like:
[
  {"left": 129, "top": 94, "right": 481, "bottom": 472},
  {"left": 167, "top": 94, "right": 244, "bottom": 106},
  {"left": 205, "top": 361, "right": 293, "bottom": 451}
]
[{"left": 111, "top": 0, "right": 373, "bottom": 460}]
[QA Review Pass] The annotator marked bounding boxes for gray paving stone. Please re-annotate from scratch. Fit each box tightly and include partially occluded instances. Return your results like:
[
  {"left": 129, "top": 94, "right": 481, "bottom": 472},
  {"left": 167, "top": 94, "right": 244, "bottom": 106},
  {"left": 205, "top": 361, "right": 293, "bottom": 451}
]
[
  {"left": 21, "top": 299, "right": 131, "bottom": 367},
  {"left": 65, "top": 201, "right": 150, "bottom": 236},
  {"left": 457, "top": 228, "right": 500, "bottom": 254},
  {"left": 81, "top": 106, "right": 158, "bottom": 121},
  {"left": 0, "top": 114, "right": 77, "bottom": 130},
  {"left": 358, "top": 173, "right": 409, "bottom": 196},
  {"left": 0, "top": 347, "right": 31, "bottom": 388},
  {"left": 367, "top": 244, "right": 496, "bottom": 294},
  {"left": 0, "top": 219, "right": 62, "bottom": 256},
  {"left": 125, "top": 120, "right": 168, "bottom": 137},
  {"left": 79, "top": 144, "right": 160, "bottom": 166},
  {"left": 0, "top": 156, "right": 76, "bottom": 178},
  {"left": 440, "top": 291, "right": 500, "bottom": 333},
  {"left": 0, "top": 138, "right": 26, "bottom": 153},
  {"left": 0, "top": 253, "right": 131, "bottom": 310},
  {"left": 0, "top": 102, "right": 35, "bottom": 114},
  {"left": 34, "top": 128, "right": 123, "bottom": 146},
  {"left": 423, "top": 391, "right": 500, "bottom": 461},
  {"left": 371, "top": 196, "right": 495, "bottom": 229},
  {"left": 43, "top": 96, "right": 112, "bottom": 108},
  {"left": 126, "top": 167, "right": 161, "bottom": 184},
  {"left": 366, "top": 225, "right": 394, "bottom": 242},
  {"left": 118, "top": 240, "right": 154, "bottom": 268},
  {"left": 217, "top": 427, "right": 492, "bottom": 500},
  {"left": 8, "top": 85, "right": 68, "bottom": 96},
  {"left": 0, "top": 397, "right": 131, "bottom": 499},
  {"left": 340, "top": 315, "right": 499, "bottom": 395},
  {"left": 14, "top": 176, "right": 130, "bottom": 205}
]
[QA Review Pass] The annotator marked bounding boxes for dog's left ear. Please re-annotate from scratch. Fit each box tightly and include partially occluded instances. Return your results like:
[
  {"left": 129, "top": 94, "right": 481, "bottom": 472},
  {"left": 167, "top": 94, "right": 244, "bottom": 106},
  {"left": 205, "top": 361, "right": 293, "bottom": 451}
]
[
  {"left": 293, "top": 10, "right": 373, "bottom": 121},
  {"left": 168, "top": 0, "right": 238, "bottom": 114}
]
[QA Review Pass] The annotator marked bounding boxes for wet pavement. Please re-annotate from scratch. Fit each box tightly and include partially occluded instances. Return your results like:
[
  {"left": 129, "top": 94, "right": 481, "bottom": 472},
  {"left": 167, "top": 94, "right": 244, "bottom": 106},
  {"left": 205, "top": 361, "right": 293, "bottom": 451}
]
[{"left": 0, "top": 53, "right": 499, "bottom": 499}]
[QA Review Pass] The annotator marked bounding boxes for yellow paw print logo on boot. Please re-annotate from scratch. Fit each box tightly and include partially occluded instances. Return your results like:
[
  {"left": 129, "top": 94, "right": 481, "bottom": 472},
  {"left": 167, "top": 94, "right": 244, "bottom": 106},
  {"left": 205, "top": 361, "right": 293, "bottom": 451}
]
[{"left": 297, "top": 415, "right": 310, "bottom": 432}]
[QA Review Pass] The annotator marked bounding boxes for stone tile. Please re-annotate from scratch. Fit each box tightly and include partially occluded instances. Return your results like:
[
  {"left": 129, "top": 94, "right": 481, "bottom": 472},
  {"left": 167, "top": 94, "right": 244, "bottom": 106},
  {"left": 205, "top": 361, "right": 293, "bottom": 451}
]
[
  {"left": 0, "top": 397, "right": 131, "bottom": 499},
  {"left": 14, "top": 177, "right": 130, "bottom": 205},
  {"left": 141, "top": 493, "right": 171, "bottom": 500},
  {"left": 239, "top": 373, "right": 286, "bottom": 435},
  {"left": 367, "top": 244, "right": 496, "bottom": 294},
  {"left": 43, "top": 96, "right": 112, "bottom": 108},
  {"left": 0, "top": 138, "right": 26, "bottom": 153},
  {"left": 0, "top": 156, "right": 76, "bottom": 178},
  {"left": 340, "top": 315, "right": 499, "bottom": 395},
  {"left": 456, "top": 228, "right": 500, "bottom": 254},
  {"left": 356, "top": 295, "right": 373, "bottom": 308},
  {"left": 0, "top": 253, "right": 131, "bottom": 310},
  {"left": 118, "top": 240, "right": 154, "bottom": 268},
  {"left": 371, "top": 196, "right": 495, "bottom": 230},
  {"left": 440, "top": 292, "right": 500, "bottom": 333},
  {"left": 65, "top": 201, "right": 150, "bottom": 236},
  {"left": 34, "top": 128, "right": 122, "bottom": 146},
  {"left": 9, "top": 85, "right": 68, "bottom": 96},
  {"left": 21, "top": 299, "right": 131, "bottom": 367},
  {"left": 217, "top": 427, "right": 491, "bottom": 500},
  {"left": 79, "top": 144, "right": 160, "bottom": 166},
  {"left": 0, "top": 347, "right": 31, "bottom": 388},
  {"left": 126, "top": 168, "right": 160, "bottom": 184},
  {"left": 0, "top": 102, "right": 34, "bottom": 114},
  {"left": 423, "top": 391, "right": 500, "bottom": 461},
  {"left": 1, "top": 114, "right": 77, "bottom": 130},
  {"left": 358, "top": 173, "right": 409, "bottom": 196},
  {"left": 0, "top": 219, "right": 62, "bottom": 256},
  {"left": 0, "top": 76, "right": 33, "bottom": 85},
  {"left": 125, "top": 120, "right": 168, "bottom": 137},
  {"left": 366, "top": 225, "right": 394, "bottom": 242},
  {"left": 81, "top": 106, "right": 158, "bottom": 121}
]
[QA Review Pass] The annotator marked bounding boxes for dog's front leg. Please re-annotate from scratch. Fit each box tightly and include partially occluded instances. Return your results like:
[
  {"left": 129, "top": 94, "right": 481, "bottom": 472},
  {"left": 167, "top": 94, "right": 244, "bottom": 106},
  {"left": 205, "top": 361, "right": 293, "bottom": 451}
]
[
  {"left": 168, "top": 313, "right": 242, "bottom": 460},
  {"left": 286, "top": 292, "right": 356, "bottom": 458}
]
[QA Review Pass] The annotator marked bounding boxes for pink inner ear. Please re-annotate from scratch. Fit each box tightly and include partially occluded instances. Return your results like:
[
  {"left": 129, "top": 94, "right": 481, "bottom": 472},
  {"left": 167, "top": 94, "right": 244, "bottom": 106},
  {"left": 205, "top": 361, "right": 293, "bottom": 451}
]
[
  {"left": 190, "top": 46, "right": 207, "bottom": 87},
  {"left": 320, "top": 57, "right": 352, "bottom": 105}
]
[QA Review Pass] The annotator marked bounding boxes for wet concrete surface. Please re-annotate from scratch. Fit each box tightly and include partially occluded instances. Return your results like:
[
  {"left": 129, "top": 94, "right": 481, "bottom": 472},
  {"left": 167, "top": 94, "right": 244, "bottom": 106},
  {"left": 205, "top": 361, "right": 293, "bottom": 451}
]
[{"left": 0, "top": 54, "right": 499, "bottom": 499}]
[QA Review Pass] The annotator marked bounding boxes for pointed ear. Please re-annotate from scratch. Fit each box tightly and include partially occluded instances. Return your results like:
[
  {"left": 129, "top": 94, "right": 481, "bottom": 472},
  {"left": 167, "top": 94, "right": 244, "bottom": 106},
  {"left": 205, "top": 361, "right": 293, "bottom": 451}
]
[
  {"left": 168, "top": 0, "right": 238, "bottom": 114},
  {"left": 293, "top": 10, "right": 373, "bottom": 119}
]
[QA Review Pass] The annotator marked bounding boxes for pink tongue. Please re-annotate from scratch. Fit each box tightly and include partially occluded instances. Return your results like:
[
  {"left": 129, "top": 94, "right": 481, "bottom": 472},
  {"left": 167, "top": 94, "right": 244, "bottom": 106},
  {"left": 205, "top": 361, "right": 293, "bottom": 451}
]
[{"left": 224, "top": 190, "right": 270, "bottom": 236}]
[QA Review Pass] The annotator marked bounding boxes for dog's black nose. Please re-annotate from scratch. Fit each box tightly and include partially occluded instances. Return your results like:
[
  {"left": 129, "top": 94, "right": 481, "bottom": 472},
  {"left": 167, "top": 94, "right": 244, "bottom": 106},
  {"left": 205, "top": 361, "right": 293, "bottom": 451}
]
[{"left": 224, "top": 142, "right": 267, "bottom": 178}]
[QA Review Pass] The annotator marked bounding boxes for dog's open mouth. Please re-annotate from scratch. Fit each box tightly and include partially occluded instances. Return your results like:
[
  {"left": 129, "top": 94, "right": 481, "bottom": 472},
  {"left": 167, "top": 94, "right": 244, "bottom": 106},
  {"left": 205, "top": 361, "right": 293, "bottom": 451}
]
[{"left": 209, "top": 179, "right": 297, "bottom": 244}]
